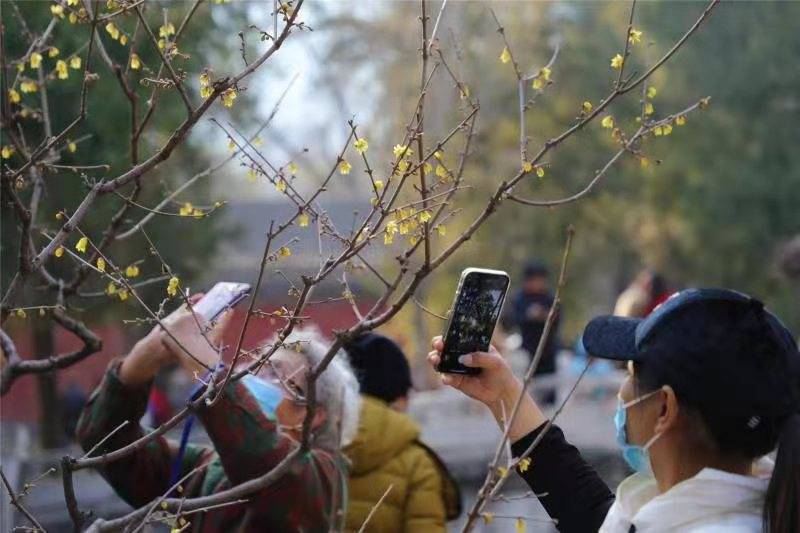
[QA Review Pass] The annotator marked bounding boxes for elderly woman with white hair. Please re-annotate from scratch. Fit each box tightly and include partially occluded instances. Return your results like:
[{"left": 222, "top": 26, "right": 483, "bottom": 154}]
[{"left": 77, "top": 294, "right": 361, "bottom": 532}]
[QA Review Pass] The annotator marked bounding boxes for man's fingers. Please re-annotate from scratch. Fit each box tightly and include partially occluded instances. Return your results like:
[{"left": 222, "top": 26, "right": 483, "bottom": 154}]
[
  {"left": 441, "top": 373, "right": 464, "bottom": 389},
  {"left": 457, "top": 350, "right": 502, "bottom": 369},
  {"left": 427, "top": 350, "right": 441, "bottom": 367}
]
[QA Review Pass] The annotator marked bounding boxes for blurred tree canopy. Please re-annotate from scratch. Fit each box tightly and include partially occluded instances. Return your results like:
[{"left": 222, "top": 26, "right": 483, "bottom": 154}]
[
  {"left": 318, "top": 1, "right": 800, "bottom": 340},
  {"left": 1, "top": 1, "right": 251, "bottom": 321}
]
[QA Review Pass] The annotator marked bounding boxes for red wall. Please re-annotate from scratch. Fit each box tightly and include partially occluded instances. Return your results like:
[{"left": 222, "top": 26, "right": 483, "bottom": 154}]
[{"left": 0, "top": 301, "right": 371, "bottom": 422}]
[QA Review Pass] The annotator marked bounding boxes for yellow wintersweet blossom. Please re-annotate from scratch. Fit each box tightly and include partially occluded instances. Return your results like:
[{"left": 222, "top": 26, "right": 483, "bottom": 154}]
[
  {"left": 601, "top": 116, "right": 614, "bottom": 129},
  {"left": 192, "top": 209, "right": 203, "bottom": 219},
  {"left": 522, "top": 161, "right": 533, "bottom": 173},
  {"left": 179, "top": 202, "right": 194, "bottom": 216},
  {"left": 20, "top": 81, "right": 37, "bottom": 93},
  {"left": 51, "top": 4, "right": 65, "bottom": 18},
  {"left": 435, "top": 165, "right": 448, "bottom": 179},
  {"left": 130, "top": 53, "right": 141, "bottom": 70},
  {"left": 55, "top": 246, "right": 65, "bottom": 258},
  {"left": 516, "top": 518, "right": 526, "bottom": 533},
  {"left": 644, "top": 102, "right": 654, "bottom": 116},
  {"left": 582, "top": 101, "right": 593, "bottom": 113},
  {"left": 532, "top": 67, "right": 551, "bottom": 90},
  {"left": 497, "top": 466, "right": 509, "bottom": 478},
  {"left": 662, "top": 123, "right": 673, "bottom": 136},
  {"left": 539, "top": 66, "right": 551, "bottom": 81},
  {"left": 30, "top": 52, "right": 43, "bottom": 69},
  {"left": 374, "top": 180, "right": 384, "bottom": 191},
  {"left": 433, "top": 150, "right": 443, "bottom": 160},
  {"left": 119, "top": 34, "right": 128, "bottom": 46},
  {"left": 69, "top": 12, "right": 78, "bottom": 24},
  {"left": 482, "top": 513, "right": 494, "bottom": 525},
  {"left": 436, "top": 225, "right": 446, "bottom": 236},
  {"left": 158, "top": 39, "right": 167, "bottom": 51},
  {"left": 288, "top": 162, "right": 299, "bottom": 175},
  {"left": 15, "top": 309, "right": 27, "bottom": 319},
  {"left": 396, "top": 159, "right": 409, "bottom": 174},
  {"left": 699, "top": 97, "right": 710, "bottom": 110},
  {"left": 48, "top": 47, "right": 60, "bottom": 58},
  {"left": 253, "top": 136, "right": 263, "bottom": 147},
  {"left": 118, "top": 289, "right": 129, "bottom": 301},
  {"left": 199, "top": 72, "right": 210, "bottom": 87},
  {"left": 106, "top": 22, "right": 120, "bottom": 40},
  {"left": 298, "top": 212, "right": 310, "bottom": 227},
  {"left": 105, "top": 282, "right": 117, "bottom": 296},
  {"left": 1, "top": 146, "right": 14, "bottom": 159},
  {"left": 56, "top": 60, "right": 68, "bottom": 80},
  {"left": 536, "top": 166, "right": 545, "bottom": 178},
  {"left": 167, "top": 276, "right": 180, "bottom": 297},
  {"left": 96, "top": 257, "right": 106, "bottom": 272},
  {"left": 384, "top": 221, "right": 398, "bottom": 245},
  {"left": 423, "top": 162, "right": 432, "bottom": 175},
  {"left": 275, "top": 178, "right": 287, "bottom": 193},
  {"left": 228, "top": 139, "right": 236, "bottom": 151},
  {"left": 339, "top": 160, "right": 352, "bottom": 175},
  {"left": 221, "top": 88, "right": 237, "bottom": 108},
  {"left": 246, "top": 168, "right": 258, "bottom": 182},
  {"left": 675, "top": 115, "right": 686, "bottom": 126},
  {"left": 418, "top": 210, "right": 432, "bottom": 223},
  {"left": 76, "top": 237, "right": 89, "bottom": 253},
  {"left": 125, "top": 264, "right": 140, "bottom": 278},
  {"left": 459, "top": 85, "right": 470, "bottom": 100},
  {"left": 647, "top": 86, "right": 657, "bottom": 99},
  {"left": 69, "top": 56, "right": 81, "bottom": 69},
  {"left": 518, "top": 457, "right": 532, "bottom": 472},
  {"left": 354, "top": 137, "right": 368, "bottom": 154},
  {"left": 628, "top": 28, "right": 643, "bottom": 44},
  {"left": 278, "top": 246, "right": 292, "bottom": 258},
  {"left": 67, "top": 140, "right": 76, "bottom": 153},
  {"left": 8, "top": 89, "right": 21, "bottom": 104},
  {"left": 200, "top": 86, "right": 212, "bottom": 99},
  {"left": 500, "top": 46, "right": 511, "bottom": 64},
  {"left": 393, "top": 144, "right": 413, "bottom": 159},
  {"left": 159, "top": 23, "right": 176, "bottom": 38},
  {"left": 610, "top": 54, "right": 624, "bottom": 69},
  {"left": 67, "top": 0, "right": 79, "bottom": 5}
]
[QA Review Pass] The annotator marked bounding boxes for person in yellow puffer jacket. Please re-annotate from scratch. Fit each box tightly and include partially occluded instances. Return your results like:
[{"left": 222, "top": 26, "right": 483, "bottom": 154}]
[{"left": 343, "top": 333, "right": 461, "bottom": 533}]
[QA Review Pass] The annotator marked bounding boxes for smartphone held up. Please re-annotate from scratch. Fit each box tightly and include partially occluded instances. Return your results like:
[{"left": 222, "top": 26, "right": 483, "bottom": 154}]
[
  {"left": 436, "top": 268, "right": 510, "bottom": 375},
  {"left": 193, "top": 282, "right": 252, "bottom": 322}
]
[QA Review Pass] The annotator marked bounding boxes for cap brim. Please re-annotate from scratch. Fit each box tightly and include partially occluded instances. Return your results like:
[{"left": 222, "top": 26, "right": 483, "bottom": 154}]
[{"left": 580, "top": 315, "right": 642, "bottom": 361}]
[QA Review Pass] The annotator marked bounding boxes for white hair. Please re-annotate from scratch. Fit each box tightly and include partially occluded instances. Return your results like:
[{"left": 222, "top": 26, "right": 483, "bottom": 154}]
[{"left": 275, "top": 326, "right": 361, "bottom": 449}]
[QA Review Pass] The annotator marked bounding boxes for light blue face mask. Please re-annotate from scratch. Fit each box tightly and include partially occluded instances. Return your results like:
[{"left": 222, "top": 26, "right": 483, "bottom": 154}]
[
  {"left": 241, "top": 374, "right": 283, "bottom": 421},
  {"left": 614, "top": 389, "right": 662, "bottom": 475}
]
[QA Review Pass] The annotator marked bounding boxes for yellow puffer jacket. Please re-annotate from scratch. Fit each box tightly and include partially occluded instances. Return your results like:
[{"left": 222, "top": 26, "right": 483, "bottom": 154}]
[{"left": 344, "top": 396, "right": 461, "bottom": 533}]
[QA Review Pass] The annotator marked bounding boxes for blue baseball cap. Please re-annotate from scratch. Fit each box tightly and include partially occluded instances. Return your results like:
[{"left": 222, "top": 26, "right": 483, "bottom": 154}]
[{"left": 581, "top": 288, "right": 800, "bottom": 427}]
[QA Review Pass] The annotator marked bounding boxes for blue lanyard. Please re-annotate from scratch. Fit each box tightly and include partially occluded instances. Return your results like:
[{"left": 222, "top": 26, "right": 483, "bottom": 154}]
[{"left": 168, "top": 363, "right": 222, "bottom": 493}]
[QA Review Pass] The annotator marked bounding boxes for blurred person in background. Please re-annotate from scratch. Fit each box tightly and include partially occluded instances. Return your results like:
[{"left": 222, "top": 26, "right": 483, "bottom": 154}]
[
  {"left": 77, "top": 296, "right": 360, "bottom": 532},
  {"left": 429, "top": 288, "right": 800, "bottom": 533},
  {"left": 502, "top": 260, "right": 560, "bottom": 405},
  {"left": 343, "top": 332, "right": 461, "bottom": 532},
  {"left": 614, "top": 269, "right": 671, "bottom": 318}
]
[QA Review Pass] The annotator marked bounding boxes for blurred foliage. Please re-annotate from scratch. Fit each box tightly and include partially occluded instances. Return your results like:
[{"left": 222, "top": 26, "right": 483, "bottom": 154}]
[
  {"left": 1, "top": 1, "right": 253, "bottom": 324},
  {"left": 318, "top": 1, "right": 800, "bottom": 341}
]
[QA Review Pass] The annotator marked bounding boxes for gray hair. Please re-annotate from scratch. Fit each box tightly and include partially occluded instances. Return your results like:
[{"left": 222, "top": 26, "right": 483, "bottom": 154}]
[{"left": 274, "top": 327, "right": 361, "bottom": 449}]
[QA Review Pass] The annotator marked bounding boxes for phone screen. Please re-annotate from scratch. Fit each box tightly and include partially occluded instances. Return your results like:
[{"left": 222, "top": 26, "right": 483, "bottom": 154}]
[
  {"left": 438, "top": 271, "right": 509, "bottom": 375},
  {"left": 193, "top": 282, "right": 251, "bottom": 322}
]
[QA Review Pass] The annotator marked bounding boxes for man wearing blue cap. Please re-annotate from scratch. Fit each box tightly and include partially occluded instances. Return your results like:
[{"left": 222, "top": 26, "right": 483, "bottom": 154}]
[{"left": 429, "top": 288, "right": 800, "bottom": 533}]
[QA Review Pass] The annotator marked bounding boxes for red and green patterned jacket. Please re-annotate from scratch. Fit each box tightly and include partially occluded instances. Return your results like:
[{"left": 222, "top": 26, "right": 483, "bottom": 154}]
[{"left": 77, "top": 359, "right": 347, "bottom": 532}]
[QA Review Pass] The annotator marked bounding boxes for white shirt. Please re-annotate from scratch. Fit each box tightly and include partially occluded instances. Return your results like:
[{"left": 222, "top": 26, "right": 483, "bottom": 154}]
[{"left": 600, "top": 458, "right": 773, "bottom": 532}]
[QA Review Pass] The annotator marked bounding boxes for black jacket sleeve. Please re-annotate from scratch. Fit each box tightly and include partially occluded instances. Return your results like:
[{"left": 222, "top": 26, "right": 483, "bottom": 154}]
[{"left": 511, "top": 422, "right": 615, "bottom": 533}]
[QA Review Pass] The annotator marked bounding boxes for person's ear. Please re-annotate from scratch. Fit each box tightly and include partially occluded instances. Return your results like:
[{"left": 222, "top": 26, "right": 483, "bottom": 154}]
[{"left": 653, "top": 385, "right": 679, "bottom": 434}]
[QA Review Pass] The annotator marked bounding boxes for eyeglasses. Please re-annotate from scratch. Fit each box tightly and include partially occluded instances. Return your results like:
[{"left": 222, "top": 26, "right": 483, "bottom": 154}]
[{"left": 262, "top": 359, "right": 308, "bottom": 405}]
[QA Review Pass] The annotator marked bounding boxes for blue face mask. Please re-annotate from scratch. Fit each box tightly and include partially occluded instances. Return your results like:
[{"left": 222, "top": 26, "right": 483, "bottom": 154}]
[
  {"left": 241, "top": 375, "right": 283, "bottom": 421},
  {"left": 614, "top": 390, "right": 662, "bottom": 475}
]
